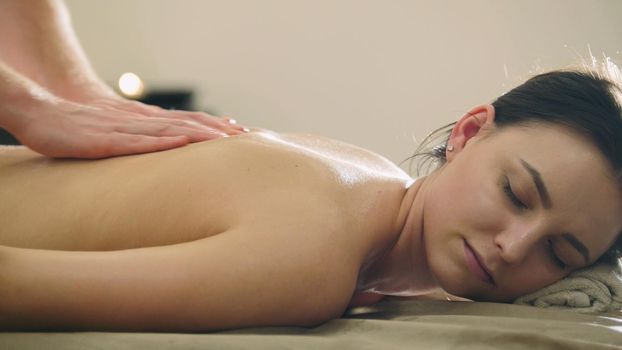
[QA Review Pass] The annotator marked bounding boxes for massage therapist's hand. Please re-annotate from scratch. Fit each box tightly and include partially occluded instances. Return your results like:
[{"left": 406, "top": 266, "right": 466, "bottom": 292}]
[
  {"left": 79, "top": 95, "right": 249, "bottom": 135},
  {"left": 0, "top": 0, "right": 251, "bottom": 159},
  {"left": 10, "top": 97, "right": 248, "bottom": 159}
]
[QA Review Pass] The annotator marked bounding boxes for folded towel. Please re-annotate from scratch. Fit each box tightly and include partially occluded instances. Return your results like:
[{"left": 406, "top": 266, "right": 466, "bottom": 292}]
[{"left": 513, "top": 261, "right": 622, "bottom": 313}]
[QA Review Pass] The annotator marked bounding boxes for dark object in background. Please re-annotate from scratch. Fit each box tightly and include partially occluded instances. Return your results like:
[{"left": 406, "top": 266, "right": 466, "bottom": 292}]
[
  {"left": 0, "top": 128, "right": 19, "bottom": 145},
  {"left": 139, "top": 89, "right": 194, "bottom": 111},
  {"left": 0, "top": 89, "right": 195, "bottom": 145}
]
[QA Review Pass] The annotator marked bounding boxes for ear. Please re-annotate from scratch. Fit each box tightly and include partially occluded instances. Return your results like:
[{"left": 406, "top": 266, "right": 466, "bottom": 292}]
[{"left": 446, "top": 104, "right": 496, "bottom": 161}]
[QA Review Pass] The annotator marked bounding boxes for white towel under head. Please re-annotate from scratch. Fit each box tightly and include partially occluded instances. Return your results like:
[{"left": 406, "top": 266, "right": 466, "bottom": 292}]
[{"left": 513, "top": 261, "right": 622, "bottom": 313}]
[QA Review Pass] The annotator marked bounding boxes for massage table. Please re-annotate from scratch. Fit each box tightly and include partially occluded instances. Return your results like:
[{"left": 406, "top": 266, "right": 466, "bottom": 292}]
[{"left": 2, "top": 299, "right": 620, "bottom": 349}]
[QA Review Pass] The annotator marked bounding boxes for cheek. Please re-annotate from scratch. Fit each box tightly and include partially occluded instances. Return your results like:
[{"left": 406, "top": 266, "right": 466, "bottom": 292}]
[
  {"left": 490, "top": 264, "right": 567, "bottom": 301},
  {"left": 425, "top": 167, "right": 504, "bottom": 235},
  {"left": 514, "top": 247, "right": 569, "bottom": 292}
]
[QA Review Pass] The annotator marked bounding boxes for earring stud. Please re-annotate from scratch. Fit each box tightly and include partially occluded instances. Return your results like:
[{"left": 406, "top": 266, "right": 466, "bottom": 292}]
[{"left": 447, "top": 145, "right": 454, "bottom": 152}]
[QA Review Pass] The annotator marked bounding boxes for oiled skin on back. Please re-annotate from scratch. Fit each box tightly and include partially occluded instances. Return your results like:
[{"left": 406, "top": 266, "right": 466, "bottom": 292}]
[{"left": 0, "top": 131, "right": 410, "bottom": 256}]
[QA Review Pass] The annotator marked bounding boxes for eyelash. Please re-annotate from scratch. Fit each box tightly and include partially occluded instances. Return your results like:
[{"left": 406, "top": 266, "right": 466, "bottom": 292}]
[
  {"left": 502, "top": 177, "right": 566, "bottom": 269},
  {"left": 502, "top": 177, "right": 527, "bottom": 210},
  {"left": 547, "top": 240, "right": 567, "bottom": 269}
]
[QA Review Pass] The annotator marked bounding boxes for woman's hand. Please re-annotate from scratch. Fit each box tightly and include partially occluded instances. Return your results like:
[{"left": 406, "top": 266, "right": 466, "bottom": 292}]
[{"left": 11, "top": 98, "right": 248, "bottom": 159}]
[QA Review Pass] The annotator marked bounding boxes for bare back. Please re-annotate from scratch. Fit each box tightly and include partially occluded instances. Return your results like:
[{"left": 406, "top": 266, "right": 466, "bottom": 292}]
[{"left": 0, "top": 131, "right": 412, "bottom": 259}]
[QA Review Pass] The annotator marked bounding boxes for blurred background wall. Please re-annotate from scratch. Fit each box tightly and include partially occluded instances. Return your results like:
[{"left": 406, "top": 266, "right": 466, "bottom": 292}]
[{"left": 64, "top": 0, "right": 622, "bottom": 169}]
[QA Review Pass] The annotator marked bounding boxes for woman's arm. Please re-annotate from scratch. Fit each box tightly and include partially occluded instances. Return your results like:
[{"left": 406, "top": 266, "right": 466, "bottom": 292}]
[{"left": 0, "top": 227, "right": 357, "bottom": 332}]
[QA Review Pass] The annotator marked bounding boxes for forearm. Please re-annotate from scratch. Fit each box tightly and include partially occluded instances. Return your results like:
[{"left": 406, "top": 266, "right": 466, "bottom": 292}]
[
  {"left": 0, "top": 60, "right": 57, "bottom": 135},
  {"left": 0, "top": 245, "right": 88, "bottom": 331},
  {"left": 0, "top": 0, "right": 115, "bottom": 102},
  {"left": 0, "top": 227, "right": 352, "bottom": 332}
]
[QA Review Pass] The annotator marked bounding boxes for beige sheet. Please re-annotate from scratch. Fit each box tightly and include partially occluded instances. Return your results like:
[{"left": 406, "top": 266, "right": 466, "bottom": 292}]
[{"left": 2, "top": 300, "right": 621, "bottom": 349}]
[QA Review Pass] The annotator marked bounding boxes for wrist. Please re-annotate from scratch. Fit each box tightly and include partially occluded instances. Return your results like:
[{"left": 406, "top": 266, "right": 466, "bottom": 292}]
[{"left": 0, "top": 85, "right": 62, "bottom": 136}]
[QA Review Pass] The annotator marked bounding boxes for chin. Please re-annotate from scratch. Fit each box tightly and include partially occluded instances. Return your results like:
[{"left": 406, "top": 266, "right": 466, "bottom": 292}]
[
  {"left": 440, "top": 283, "right": 476, "bottom": 301},
  {"left": 429, "top": 269, "right": 473, "bottom": 300},
  {"left": 425, "top": 242, "right": 473, "bottom": 298},
  {"left": 432, "top": 271, "right": 515, "bottom": 303}
]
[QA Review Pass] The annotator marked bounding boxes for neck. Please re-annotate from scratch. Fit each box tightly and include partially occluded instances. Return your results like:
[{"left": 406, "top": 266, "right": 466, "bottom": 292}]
[{"left": 355, "top": 175, "right": 441, "bottom": 296}]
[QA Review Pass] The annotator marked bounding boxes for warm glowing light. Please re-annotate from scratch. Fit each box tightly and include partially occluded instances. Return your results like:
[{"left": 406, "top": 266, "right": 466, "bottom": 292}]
[{"left": 118, "top": 72, "right": 145, "bottom": 98}]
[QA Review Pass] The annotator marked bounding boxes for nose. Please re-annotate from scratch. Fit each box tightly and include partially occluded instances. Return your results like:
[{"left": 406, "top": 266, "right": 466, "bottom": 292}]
[{"left": 493, "top": 226, "right": 541, "bottom": 265}]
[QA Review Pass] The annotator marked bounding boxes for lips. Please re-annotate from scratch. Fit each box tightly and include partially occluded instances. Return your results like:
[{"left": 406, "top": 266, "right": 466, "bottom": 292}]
[{"left": 463, "top": 240, "right": 495, "bottom": 285}]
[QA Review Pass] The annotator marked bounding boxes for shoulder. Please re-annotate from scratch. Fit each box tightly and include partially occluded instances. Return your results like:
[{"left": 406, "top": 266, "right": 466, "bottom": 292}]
[{"left": 279, "top": 132, "right": 410, "bottom": 177}]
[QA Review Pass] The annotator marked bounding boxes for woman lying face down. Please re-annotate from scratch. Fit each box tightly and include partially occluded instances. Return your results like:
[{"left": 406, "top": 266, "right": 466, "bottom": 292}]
[
  {"left": 415, "top": 106, "right": 622, "bottom": 302},
  {"left": 355, "top": 68, "right": 622, "bottom": 303},
  {"left": 1, "top": 66, "right": 621, "bottom": 332}
]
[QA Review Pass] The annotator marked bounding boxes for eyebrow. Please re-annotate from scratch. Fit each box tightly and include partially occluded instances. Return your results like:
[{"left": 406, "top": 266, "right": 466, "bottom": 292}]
[
  {"left": 518, "top": 158, "right": 591, "bottom": 264},
  {"left": 519, "top": 158, "right": 552, "bottom": 209},
  {"left": 562, "top": 233, "right": 590, "bottom": 264}
]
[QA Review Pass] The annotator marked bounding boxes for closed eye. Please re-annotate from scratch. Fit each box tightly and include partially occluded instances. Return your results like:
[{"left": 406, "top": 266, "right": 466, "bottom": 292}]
[
  {"left": 501, "top": 174, "right": 572, "bottom": 270},
  {"left": 502, "top": 176, "right": 527, "bottom": 210},
  {"left": 547, "top": 239, "right": 567, "bottom": 269}
]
